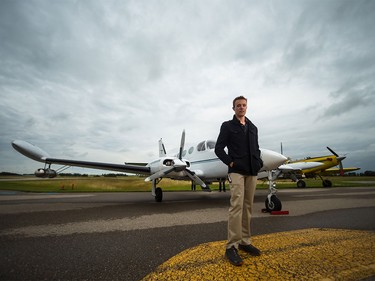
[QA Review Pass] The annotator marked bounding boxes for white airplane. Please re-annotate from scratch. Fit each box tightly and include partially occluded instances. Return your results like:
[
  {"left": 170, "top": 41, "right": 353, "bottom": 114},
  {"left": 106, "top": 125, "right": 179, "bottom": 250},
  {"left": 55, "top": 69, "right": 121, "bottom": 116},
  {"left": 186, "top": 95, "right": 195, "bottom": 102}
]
[{"left": 11, "top": 131, "right": 288, "bottom": 211}]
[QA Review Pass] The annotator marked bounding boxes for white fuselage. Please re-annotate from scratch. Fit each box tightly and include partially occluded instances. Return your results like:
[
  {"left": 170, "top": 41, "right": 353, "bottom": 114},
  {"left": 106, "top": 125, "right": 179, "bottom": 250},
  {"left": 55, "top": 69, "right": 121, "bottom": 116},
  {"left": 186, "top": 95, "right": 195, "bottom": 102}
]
[{"left": 147, "top": 140, "right": 287, "bottom": 183}]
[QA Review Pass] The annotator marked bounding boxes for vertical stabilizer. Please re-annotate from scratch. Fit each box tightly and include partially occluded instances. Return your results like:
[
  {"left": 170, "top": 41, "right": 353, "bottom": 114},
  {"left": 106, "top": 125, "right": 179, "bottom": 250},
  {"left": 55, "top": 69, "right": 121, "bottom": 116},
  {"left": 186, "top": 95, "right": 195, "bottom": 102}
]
[{"left": 159, "top": 139, "right": 167, "bottom": 157}]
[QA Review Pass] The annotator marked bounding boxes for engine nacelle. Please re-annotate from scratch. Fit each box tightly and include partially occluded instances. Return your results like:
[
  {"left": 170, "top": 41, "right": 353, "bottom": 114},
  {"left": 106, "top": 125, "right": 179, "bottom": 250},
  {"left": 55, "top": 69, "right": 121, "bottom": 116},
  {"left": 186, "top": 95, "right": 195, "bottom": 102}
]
[
  {"left": 148, "top": 157, "right": 191, "bottom": 175},
  {"left": 35, "top": 168, "right": 57, "bottom": 178}
]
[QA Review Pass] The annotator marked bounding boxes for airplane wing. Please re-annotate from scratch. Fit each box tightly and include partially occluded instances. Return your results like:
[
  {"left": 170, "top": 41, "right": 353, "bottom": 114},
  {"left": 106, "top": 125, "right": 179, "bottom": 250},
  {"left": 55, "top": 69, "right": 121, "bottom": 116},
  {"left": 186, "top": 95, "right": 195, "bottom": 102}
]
[
  {"left": 320, "top": 167, "right": 360, "bottom": 176},
  {"left": 44, "top": 158, "right": 150, "bottom": 174},
  {"left": 12, "top": 140, "right": 150, "bottom": 176},
  {"left": 278, "top": 161, "right": 323, "bottom": 172}
]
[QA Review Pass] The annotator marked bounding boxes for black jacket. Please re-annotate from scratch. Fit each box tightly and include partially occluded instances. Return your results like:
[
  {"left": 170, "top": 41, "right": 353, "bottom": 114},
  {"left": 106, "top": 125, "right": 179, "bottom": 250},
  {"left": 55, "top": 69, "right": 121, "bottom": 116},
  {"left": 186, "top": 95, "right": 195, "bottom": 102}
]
[{"left": 215, "top": 115, "right": 263, "bottom": 176}]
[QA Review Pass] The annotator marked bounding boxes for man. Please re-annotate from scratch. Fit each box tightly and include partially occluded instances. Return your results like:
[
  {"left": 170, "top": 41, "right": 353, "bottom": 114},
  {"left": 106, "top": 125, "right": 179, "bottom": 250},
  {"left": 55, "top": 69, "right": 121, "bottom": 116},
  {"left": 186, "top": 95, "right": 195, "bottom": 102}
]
[{"left": 215, "top": 96, "right": 263, "bottom": 266}]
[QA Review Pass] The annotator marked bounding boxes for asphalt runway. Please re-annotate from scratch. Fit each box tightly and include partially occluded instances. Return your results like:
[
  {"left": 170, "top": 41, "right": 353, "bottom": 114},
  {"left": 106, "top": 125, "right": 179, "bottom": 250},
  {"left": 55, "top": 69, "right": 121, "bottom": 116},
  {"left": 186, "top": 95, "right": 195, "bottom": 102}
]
[{"left": 0, "top": 186, "right": 374, "bottom": 280}]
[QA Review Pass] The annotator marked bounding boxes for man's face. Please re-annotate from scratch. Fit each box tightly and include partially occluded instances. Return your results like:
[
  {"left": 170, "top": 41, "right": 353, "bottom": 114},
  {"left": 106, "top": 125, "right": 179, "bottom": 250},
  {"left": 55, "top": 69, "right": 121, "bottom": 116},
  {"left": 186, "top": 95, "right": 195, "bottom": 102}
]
[{"left": 233, "top": 99, "right": 247, "bottom": 117}]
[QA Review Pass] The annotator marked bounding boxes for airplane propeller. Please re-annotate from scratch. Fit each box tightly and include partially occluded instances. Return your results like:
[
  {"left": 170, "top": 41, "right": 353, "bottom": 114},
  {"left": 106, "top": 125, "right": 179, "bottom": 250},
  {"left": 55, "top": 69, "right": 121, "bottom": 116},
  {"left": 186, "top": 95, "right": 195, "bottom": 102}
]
[
  {"left": 185, "top": 169, "right": 206, "bottom": 187},
  {"left": 179, "top": 130, "right": 185, "bottom": 160},
  {"left": 146, "top": 130, "right": 207, "bottom": 188},
  {"left": 327, "top": 147, "right": 345, "bottom": 176},
  {"left": 145, "top": 166, "right": 176, "bottom": 182}
]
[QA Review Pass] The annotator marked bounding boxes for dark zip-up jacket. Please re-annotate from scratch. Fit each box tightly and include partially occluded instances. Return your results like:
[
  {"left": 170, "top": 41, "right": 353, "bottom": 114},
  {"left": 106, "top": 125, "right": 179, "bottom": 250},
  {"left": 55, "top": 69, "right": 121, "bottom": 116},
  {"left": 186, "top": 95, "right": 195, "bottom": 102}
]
[{"left": 215, "top": 115, "right": 263, "bottom": 176}]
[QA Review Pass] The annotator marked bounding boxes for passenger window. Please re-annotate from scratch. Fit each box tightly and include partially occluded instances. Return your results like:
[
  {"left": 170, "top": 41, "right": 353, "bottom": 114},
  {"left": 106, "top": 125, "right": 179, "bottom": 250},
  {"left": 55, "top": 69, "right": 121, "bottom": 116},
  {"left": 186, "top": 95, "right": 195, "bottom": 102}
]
[
  {"left": 206, "top": 141, "right": 216, "bottom": 150},
  {"left": 197, "top": 141, "right": 206, "bottom": 152}
]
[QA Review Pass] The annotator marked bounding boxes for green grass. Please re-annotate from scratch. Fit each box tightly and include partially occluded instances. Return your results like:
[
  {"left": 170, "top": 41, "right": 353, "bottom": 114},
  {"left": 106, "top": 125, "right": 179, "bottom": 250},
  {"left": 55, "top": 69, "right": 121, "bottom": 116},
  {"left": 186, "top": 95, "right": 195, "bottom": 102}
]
[
  {"left": 0, "top": 176, "right": 374, "bottom": 193},
  {"left": 259, "top": 176, "right": 375, "bottom": 189},
  {"left": 0, "top": 176, "right": 205, "bottom": 193}
]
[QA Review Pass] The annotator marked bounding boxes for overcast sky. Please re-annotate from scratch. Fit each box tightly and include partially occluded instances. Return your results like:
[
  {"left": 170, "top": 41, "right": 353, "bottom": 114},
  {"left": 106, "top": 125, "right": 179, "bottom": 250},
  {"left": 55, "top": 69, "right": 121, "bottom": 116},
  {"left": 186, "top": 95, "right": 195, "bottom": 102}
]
[{"left": 1, "top": 0, "right": 374, "bottom": 175}]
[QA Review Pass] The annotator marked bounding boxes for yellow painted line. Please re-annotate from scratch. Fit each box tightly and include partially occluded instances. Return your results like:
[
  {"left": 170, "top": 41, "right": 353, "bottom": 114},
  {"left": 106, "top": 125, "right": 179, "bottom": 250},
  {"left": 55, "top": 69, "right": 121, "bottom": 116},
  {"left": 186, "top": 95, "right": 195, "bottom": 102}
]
[{"left": 143, "top": 228, "right": 375, "bottom": 280}]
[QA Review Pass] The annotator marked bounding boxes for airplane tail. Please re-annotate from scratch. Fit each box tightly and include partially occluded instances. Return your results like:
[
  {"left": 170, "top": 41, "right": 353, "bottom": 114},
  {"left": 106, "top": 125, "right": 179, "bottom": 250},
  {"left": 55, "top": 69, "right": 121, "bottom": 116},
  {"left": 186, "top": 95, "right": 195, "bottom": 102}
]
[{"left": 158, "top": 139, "right": 167, "bottom": 157}]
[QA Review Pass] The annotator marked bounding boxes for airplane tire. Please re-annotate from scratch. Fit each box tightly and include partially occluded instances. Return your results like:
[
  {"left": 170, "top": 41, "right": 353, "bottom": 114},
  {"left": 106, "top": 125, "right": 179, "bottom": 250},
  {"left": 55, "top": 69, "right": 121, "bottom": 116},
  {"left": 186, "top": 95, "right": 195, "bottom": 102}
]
[
  {"left": 297, "top": 180, "right": 306, "bottom": 188},
  {"left": 155, "top": 187, "right": 163, "bottom": 202},
  {"left": 265, "top": 195, "right": 282, "bottom": 212},
  {"left": 322, "top": 180, "right": 332, "bottom": 188}
]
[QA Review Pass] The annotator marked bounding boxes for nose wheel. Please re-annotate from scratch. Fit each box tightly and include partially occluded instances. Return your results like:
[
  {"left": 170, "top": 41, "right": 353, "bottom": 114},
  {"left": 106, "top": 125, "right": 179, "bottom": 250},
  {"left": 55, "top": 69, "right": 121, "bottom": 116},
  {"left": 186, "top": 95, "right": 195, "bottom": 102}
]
[
  {"left": 265, "top": 194, "right": 282, "bottom": 212},
  {"left": 265, "top": 171, "right": 282, "bottom": 212}
]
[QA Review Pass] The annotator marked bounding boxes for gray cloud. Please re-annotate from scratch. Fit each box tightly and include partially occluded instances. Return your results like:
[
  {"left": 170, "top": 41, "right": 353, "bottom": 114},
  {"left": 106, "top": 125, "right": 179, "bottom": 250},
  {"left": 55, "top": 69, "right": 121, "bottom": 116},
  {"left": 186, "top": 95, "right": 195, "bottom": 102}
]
[
  {"left": 321, "top": 85, "right": 374, "bottom": 118},
  {"left": 0, "top": 0, "right": 374, "bottom": 174}
]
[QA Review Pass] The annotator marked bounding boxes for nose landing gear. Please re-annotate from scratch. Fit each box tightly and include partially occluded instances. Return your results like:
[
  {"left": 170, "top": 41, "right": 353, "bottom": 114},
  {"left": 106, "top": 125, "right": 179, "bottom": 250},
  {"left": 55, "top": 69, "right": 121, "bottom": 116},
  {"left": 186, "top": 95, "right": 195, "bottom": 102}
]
[{"left": 264, "top": 171, "right": 282, "bottom": 212}]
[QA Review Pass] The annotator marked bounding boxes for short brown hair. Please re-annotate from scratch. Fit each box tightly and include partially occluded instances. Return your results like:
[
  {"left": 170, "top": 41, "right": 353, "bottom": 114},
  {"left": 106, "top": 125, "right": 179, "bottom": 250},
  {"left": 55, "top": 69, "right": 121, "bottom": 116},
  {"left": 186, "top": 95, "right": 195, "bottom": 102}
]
[{"left": 232, "top": 96, "right": 247, "bottom": 108}]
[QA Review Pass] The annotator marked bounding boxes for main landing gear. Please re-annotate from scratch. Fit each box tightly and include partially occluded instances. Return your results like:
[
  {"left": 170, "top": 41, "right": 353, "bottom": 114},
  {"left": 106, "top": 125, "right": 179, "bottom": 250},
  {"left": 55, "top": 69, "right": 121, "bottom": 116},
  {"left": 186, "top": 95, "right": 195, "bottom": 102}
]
[
  {"left": 152, "top": 172, "right": 283, "bottom": 209},
  {"left": 152, "top": 179, "right": 163, "bottom": 202},
  {"left": 296, "top": 175, "right": 333, "bottom": 188},
  {"left": 265, "top": 171, "right": 282, "bottom": 212}
]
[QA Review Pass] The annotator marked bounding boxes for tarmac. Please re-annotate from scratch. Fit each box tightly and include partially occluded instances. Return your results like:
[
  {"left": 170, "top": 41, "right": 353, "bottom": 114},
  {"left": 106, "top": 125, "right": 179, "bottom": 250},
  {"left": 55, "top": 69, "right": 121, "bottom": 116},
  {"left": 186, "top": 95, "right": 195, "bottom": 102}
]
[{"left": 0, "top": 186, "right": 374, "bottom": 280}]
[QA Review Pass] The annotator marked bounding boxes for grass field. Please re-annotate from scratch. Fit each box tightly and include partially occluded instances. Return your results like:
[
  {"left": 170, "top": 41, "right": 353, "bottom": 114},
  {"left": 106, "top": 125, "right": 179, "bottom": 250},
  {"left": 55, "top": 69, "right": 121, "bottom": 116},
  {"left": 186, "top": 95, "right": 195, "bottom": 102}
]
[{"left": 0, "top": 176, "right": 374, "bottom": 193}]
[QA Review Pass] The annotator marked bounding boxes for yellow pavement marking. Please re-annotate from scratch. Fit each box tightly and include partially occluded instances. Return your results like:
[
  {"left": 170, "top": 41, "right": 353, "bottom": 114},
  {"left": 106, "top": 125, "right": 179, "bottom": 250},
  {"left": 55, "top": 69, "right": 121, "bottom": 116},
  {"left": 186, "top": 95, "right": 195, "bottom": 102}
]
[{"left": 143, "top": 228, "right": 375, "bottom": 281}]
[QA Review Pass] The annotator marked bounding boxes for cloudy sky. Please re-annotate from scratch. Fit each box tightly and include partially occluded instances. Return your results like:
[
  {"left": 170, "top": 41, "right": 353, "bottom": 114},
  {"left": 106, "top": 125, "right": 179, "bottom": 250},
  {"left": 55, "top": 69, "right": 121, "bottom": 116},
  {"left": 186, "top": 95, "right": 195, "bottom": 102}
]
[{"left": 1, "top": 0, "right": 374, "bottom": 174}]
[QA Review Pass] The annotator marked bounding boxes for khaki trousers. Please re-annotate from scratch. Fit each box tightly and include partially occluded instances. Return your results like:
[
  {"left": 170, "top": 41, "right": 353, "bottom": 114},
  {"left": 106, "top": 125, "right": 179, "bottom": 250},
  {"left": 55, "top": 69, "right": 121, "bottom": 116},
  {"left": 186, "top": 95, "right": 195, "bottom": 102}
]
[{"left": 226, "top": 173, "right": 257, "bottom": 249}]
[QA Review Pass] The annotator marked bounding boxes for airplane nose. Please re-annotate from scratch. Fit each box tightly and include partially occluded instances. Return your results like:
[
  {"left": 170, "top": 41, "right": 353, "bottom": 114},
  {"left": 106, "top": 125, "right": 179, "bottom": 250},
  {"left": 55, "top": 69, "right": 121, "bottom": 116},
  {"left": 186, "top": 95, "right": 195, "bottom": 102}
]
[
  {"left": 337, "top": 156, "right": 346, "bottom": 162},
  {"left": 261, "top": 149, "right": 288, "bottom": 170},
  {"left": 173, "top": 159, "right": 187, "bottom": 172},
  {"left": 274, "top": 153, "right": 288, "bottom": 166}
]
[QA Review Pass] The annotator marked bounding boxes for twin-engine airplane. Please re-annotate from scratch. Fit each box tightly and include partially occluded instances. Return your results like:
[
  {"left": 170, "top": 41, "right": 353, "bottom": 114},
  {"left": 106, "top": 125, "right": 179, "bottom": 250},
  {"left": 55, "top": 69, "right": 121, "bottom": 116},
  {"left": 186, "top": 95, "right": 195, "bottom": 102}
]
[
  {"left": 11, "top": 131, "right": 288, "bottom": 211},
  {"left": 280, "top": 147, "right": 360, "bottom": 188}
]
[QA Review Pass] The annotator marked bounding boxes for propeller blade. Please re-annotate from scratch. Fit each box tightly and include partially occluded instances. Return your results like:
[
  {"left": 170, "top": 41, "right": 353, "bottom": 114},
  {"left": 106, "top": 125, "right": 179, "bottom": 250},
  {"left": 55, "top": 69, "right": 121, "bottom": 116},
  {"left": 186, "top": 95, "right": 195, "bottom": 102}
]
[
  {"left": 145, "top": 166, "right": 175, "bottom": 182},
  {"left": 327, "top": 147, "right": 339, "bottom": 157},
  {"left": 146, "top": 130, "right": 189, "bottom": 182},
  {"left": 337, "top": 156, "right": 346, "bottom": 162},
  {"left": 179, "top": 130, "right": 185, "bottom": 160},
  {"left": 336, "top": 156, "right": 346, "bottom": 176},
  {"left": 339, "top": 162, "right": 344, "bottom": 176},
  {"left": 327, "top": 147, "right": 346, "bottom": 176},
  {"left": 185, "top": 169, "right": 207, "bottom": 188}
]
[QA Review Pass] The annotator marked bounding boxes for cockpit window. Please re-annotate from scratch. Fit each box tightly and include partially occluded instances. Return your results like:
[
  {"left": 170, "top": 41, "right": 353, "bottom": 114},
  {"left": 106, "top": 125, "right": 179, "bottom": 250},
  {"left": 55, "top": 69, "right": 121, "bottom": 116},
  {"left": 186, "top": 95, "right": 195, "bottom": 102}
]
[
  {"left": 206, "top": 141, "right": 216, "bottom": 150},
  {"left": 197, "top": 141, "right": 206, "bottom": 152}
]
